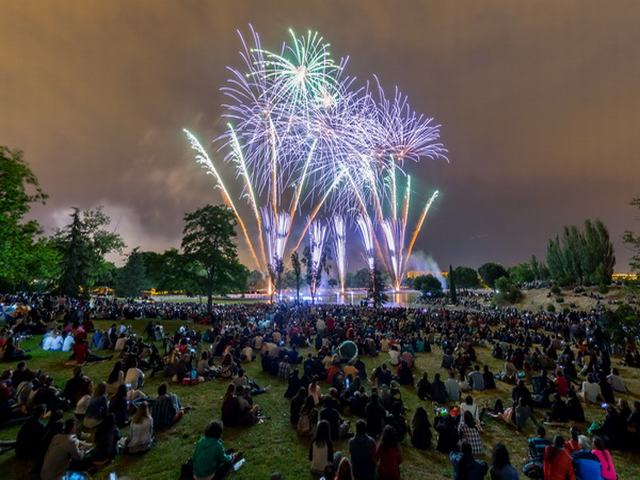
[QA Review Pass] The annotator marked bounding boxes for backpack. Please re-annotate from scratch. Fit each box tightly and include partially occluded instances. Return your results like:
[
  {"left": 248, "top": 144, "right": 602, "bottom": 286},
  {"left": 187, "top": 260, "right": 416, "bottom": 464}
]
[{"left": 522, "top": 460, "right": 543, "bottom": 479}]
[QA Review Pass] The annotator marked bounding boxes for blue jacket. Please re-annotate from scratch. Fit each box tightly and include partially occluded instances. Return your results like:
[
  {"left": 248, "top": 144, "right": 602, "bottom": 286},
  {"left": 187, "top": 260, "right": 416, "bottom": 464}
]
[{"left": 572, "top": 450, "right": 602, "bottom": 480}]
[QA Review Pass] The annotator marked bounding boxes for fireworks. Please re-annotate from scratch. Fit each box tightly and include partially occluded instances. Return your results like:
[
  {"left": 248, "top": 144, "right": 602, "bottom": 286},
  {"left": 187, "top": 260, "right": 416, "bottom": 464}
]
[
  {"left": 308, "top": 219, "right": 328, "bottom": 301},
  {"left": 185, "top": 25, "right": 447, "bottom": 295},
  {"left": 331, "top": 215, "right": 347, "bottom": 293}
]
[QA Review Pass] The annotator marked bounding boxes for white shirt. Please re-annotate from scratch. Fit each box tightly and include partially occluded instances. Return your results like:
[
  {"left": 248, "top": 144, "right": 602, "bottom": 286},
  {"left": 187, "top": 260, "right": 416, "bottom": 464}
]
[
  {"left": 582, "top": 381, "right": 602, "bottom": 403},
  {"left": 388, "top": 349, "right": 400, "bottom": 366},
  {"left": 62, "top": 335, "right": 74, "bottom": 352},
  {"left": 125, "top": 367, "right": 144, "bottom": 388},
  {"left": 75, "top": 394, "right": 91, "bottom": 415}
]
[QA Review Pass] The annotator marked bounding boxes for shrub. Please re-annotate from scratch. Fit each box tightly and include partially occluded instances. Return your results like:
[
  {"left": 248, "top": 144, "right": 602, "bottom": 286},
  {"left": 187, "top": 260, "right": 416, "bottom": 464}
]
[
  {"left": 550, "top": 285, "right": 561, "bottom": 295},
  {"left": 555, "top": 296, "right": 564, "bottom": 303},
  {"left": 598, "top": 284, "right": 609, "bottom": 295},
  {"left": 546, "top": 304, "right": 556, "bottom": 312}
]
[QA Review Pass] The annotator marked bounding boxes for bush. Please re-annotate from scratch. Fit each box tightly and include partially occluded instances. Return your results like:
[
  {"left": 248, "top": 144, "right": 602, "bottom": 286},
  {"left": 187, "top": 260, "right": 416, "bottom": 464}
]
[
  {"left": 598, "top": 284, "right": 609, "bottom": 295},
  {"left": 555, "top": 296, "right": 564, "bottom": 303},
  {"left": 495, "top": 276, "right": 523, "bottom": 304},
  {"left": 546, "top": 303, "right": 556, "bottom": 312},
  {"left": 550, "top": 285, "right": 561, "bottom": 295}
]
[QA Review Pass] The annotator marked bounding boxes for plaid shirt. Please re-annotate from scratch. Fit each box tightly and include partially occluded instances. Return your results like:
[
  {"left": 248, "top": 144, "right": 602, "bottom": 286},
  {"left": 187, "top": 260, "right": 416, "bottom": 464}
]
[
  {"left": 458, "top": 424, "right": 484, "bottom": 456},
  {"left": 278, "top": 361, "right": 291, "bottom": 381}
]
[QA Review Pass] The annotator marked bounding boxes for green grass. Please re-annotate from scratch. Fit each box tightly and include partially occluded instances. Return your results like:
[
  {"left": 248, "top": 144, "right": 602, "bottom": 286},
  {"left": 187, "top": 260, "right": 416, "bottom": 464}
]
[{"left": 1, "top": 320, "right": 639, "bottom": 480}]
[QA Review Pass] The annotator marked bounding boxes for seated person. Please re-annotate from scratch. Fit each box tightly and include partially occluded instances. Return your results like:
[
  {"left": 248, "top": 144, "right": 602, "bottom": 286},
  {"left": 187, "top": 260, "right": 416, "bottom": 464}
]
[
  {"left": 527, "top": 425, "right": 550, "bottom": 461},
  {"left": 41, "top": 419, "right": 92, "bottom": 480},
  {"left": 151, "top": 383, "right": 184, "bottom": 430},
  {"left": 15, "top": 404, "right": 47, "bottom": 459},
  {"left": 607, "top": 368, "right": 627, "bottom": 393},
  {"left": 92, "top": 413, "right": 121, "bottom": 466},
  {"left": 192, "top": 421, "right": 239, "bottom": 480},
  {"left": 126, "top": 402, "right": 154, "bottom": 454},
  {"left": 579, "top": 374, "right": 603, "bottom": 404}
]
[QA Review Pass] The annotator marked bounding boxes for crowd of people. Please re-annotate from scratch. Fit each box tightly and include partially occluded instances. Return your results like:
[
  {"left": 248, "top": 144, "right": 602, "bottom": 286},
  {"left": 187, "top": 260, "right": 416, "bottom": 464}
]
[{"left": 0, "top": 293, "right": 639, "bottom": 479}]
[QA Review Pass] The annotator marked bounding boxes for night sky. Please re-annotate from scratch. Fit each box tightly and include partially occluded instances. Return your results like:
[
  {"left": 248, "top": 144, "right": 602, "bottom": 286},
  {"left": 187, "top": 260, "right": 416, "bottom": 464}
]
[{"left": 2, "top": 1, "right": 639, "bottom": 270}]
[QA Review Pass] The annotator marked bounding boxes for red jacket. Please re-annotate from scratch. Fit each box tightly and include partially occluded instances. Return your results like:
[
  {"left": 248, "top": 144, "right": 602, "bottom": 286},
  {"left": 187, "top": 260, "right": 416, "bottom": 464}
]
[{"left": 543, "top": 446, "right": 576, "bottom": 480}]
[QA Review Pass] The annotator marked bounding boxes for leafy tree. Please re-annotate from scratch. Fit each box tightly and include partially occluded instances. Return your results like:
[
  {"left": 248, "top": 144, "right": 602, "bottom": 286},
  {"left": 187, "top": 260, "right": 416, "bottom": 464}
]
[
  {"left": 546, "top": 219, "right": 615, "bottom": 285},
  {"left": 494, "top": 276, "right": 522, "bottom": 304},
  {"left": 301, "top": 245, "right": 328, "bottom": 304},
  {"left": 601, "top": 303, "right": 639, "bottom": 346},
  {"left": 267, "top": 257, "right": 284, "bottom": 303},
  {"left": 328, "top": 278, "right": 338, "bottom": 289},
  {"left": 115, "top": 248, "right": 149, "bottom": 297},
  {"left": 181, "top": 204, "right": 246, "bottom": 315},
  {"left": 248, "top": 270, "right": 267, "bottom": 292},
  {"left": 291, "top": 251, "right": 303, "bottom": 303},
  {"left": 0, "top": 146, "right": 49, "bottom": 290},
  {"left": 452, "top": 266, "right": 479, "bottom": 289},
  {"left": 478, "top": 262, "right": 508, "bottom": 289},
  {"left": 414, "top": 274, "right": 443, "bottom": 297},
  {"left": 509, "top": 262, "right": 535, "bottom": 285},
  {"left": 347, "top": 268, "right": 371, "bottom": 288},
  {"left": 55, "top": 207, "right": 125, "bottom": 297},
  {"left": 367, "top": 262, "right": 388, "bottom": 308},
  {"left": 448, "top": 265, "right": 458, "bottom": 304},
  {"left": 623, "top": 197, "right": 640, "bottom": 273}
]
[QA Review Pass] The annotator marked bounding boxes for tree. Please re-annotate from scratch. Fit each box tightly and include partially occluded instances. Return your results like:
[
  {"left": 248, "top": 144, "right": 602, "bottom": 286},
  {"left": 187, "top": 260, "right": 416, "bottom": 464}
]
[
  {"left": 494, "top": 276, "right": 522, "bottom": 304},
  {"left": 291, "top": 251, "right": 303, "bottom": 303},
  {"left": 448, "top": 265, "right": 458, "bottom": 304},
  {"left": 623, "top": 197, "right": 640, "bottom": 273},
  {"left": 55, "top": 207, "right": 125, "bottom": 297},
  {"left": 368, "top": 262, "right": 388, "bottom": 308},
  {"left": 347, "top": 268, "right": 371, "bottom": 288},
  {"left": 181, "top": 204, "right": 246, "bottom": 316},
  {"left": 301, "top": 245, "right": 330, "bottom": 304},
  {"left": 248, "top": 270, "right": 267, "bottom": 292},
  {"left": 478, "top": 263, "right": 508, "bottom": 289},
  {"left": 452, "top": 266, "right": 479, "bottom": 290},
  {"left": 414, "top": 274, "right": 443, "bottom": 297},
  {"left": 509, "top": 262, "right": 535, "bottom": 285},
  {"left": 546, "top": 219, "right": 615, "bottom": 285},
  {"left": 267, "top": 257, "right": 284, "bottom": 303},
  {"left": 0, "top": 146, "right": 49, "bottom": 291},
  {"left": 115, "top": 248, "right": 149, "bottom": 297}
]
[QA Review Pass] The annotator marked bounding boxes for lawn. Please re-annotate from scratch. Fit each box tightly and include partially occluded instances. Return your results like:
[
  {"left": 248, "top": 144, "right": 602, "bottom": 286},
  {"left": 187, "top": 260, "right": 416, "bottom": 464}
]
[{"left": 1, "top": 319, "right": 639, "bottom": 480}]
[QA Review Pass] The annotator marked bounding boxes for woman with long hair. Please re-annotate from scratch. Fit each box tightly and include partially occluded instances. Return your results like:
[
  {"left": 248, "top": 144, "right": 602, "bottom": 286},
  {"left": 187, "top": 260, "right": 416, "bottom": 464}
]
[
  {"left": 297, "top": 395, "right": 318, "bottom": 437},
  {"left": 83, "top": 382, "right": 109, "bottom": 429},
  {"left": 93, "top": 413, "right": 121, "bottom": 465},
  {"left": 309, "top": 420, "right": 333, "bottom": 475},
  {"left": 410, "top": 405, "right": 432, "bottom": 450},
  {"left": 458, "top": 410, "right": 484, "bottom": 456},
  {"left": 490, "top": 443, "right": 519, "bottom": 480},
  {"left": 543, "top": 435, "right": 575, "bottom": 480},
  {"left": 106, "top": 361, "right": 124, "bottom": 398},
  {"left": 109, "top": 383, "right": 129, "bottom": 428},
  {"left": 375, "top": 425, "right": 402, "bottom": 480},
  {"left": 127, "top": 402, "right": 154, "bottom": 454},
  {"left": 334, "top": 456, "right": 354, "bottom": 480},
  {"left": 592, "top": 436, "right": 617, "bottom": 480}
]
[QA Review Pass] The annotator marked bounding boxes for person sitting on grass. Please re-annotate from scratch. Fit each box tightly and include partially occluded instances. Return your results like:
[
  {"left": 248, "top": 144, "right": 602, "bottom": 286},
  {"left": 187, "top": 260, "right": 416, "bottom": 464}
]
[
  {"left": 410, "top": 405, "right": 432, "bottom": 450},
  {"left": 349, "top": 419, "right": 376, "bottom": 480},
  {"left": 151, "top": 383, "right": 184, "bottom": 430},
  {"left": 83, "top": 382, "right": 109, "bottom": 429},
  {"left": 92, "top": 413, "right": 120, "bottom": 466},
  {"left": 528, "top": 426, "right": 551, "bottom": 462},
  {"left": 126, "top": 401, "right": 154, "bottom": 454},
  {"left": 458, "top": 410, "right": 484, "bottom": 457},
  {"left": 192, "top": 420, "right": 239, "bottom": 480},
  {"left": 15, "top": 404, "right": 47, "bottom": 460},
  {"left": 489, "top": 443, "right": 519, "bottom": 480},
  {"left": 41, "top": 419, "right": 92, "bottom": 480},
  {"left": 543, "top": 435, "right": 575, "bottom": 480},
  {"left": 449, "top": 441, "right": 488, "bottom": 480}
]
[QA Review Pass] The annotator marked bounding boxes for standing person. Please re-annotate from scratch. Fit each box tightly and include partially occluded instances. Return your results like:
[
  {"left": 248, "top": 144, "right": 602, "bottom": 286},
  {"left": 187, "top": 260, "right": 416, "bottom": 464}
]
[
  {"left": 490, "top": 443, "right": 519, "bottom": 480},
  {"left": 309, "top": 420, "right": 334, "bottom": 476},
  {"left": 126, "top": 402, "right": 154, "bottom": 454},
  {"left": 375, "top": 425, "right": 402, "bottom": 480},
  {"left": 543, "top": 435, "right": 576, "bottom": 480},
  {"left": 348, "top": 420, "right": 376, "bottom": 480},
  {"left": 192, "top": 421, "right": 236, "bottom": 480},
  {"left": 450, "top": 441, "right": 488, "bottom": 480},
  {"left": 410, "top": 405, "right": 432, "bottom": 450},
  {"left": 591, "top": 436, "right": 616, "bottom": 480}
]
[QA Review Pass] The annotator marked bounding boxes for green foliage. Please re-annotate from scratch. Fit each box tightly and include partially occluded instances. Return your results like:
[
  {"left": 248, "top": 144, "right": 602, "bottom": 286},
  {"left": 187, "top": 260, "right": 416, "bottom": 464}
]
[
  {"left": 546, "top": 303, "right": 556, "bottom": 312},
  {"left": 181, "top": 205, "right": 246, "bottom": 314},
  {"left": 478, "top": 262, "right": 508, "bottom": 289},
  {"left": 55, "top": 207, "right": 125, "bottom": 297},
  {"left": 413, "top": 274, "right": 443, "bottom": 297},
  {"left": 601, "top": 303, "right": 640, "bottom": 346},
  {"left": 347, "top": 268, "right": 370, "bottom": 288},
  {"left": 598, "top": 283, "right": 609, "bottom": 295},
  {"left": 546, "top": 219, "right": 615, "bottom": 286},
  {"left": 623, "top": 197, "right": 640, "bottom": 273},
  {"left": 115, "top": 248, "right": 150, "bottom": 297},
  {"left": 494, "top": 276, "right": 522, "bottom": 304},
  {"left": 0, "top": 146, "right": 51, "bottom": 291},
  {"left": 555, "top": 296, "right": 564, "bottom": 303},
  {"left": 448, "top": 265, "right": 458, "bottom": 304},
  {"left": 451, "top": 266, "right": 479, "bottom": 289},
  {"left": 550, "top": 285, "right": 562, "bottom": 295},
  {"left": 290, "top": 251, "right": 302, "bottom": 303},
  {"left": 509, "top": 262, "right": 535, "bottom": 285},
  {"left": 367, "top": 262, "right": 388, "bottom": 308}
]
